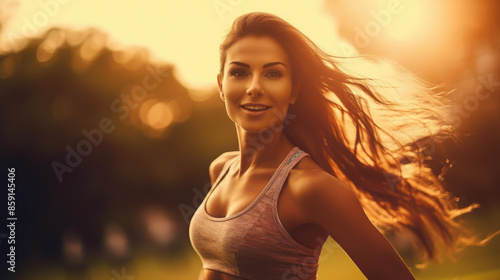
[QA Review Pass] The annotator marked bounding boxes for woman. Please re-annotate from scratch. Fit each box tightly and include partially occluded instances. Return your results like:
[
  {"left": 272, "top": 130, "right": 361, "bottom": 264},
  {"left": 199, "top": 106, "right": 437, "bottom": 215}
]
[{"left": 189, "top": 12, "right": 498, "bottom": 280}]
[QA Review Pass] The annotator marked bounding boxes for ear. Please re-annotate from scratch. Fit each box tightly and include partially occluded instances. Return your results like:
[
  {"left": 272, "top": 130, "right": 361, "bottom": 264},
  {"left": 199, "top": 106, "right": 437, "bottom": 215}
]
[
  {"left": 217, "top": 74, "right": 225, "bottom": 101},
  {"left": 290, "top": 80, "right": 300, "bottom": 105}
]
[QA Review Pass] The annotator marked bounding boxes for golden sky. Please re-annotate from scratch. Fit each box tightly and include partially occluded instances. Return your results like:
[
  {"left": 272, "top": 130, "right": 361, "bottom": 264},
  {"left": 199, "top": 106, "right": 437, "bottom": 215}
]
[{"left": 1, "top": 0, "right": 343, "bottom": 89}]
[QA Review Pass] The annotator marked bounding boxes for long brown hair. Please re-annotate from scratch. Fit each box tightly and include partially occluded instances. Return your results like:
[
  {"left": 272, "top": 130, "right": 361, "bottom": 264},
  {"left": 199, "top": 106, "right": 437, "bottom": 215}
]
[{"left": 219, "top": 12, "right": 499, "bottom": 266}]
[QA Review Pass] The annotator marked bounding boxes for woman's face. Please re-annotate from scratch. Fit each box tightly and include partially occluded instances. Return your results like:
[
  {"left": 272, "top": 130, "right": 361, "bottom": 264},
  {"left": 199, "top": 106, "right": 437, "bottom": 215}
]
[{"left": 217, "top": 35, "right": 296, "bottom": 134}]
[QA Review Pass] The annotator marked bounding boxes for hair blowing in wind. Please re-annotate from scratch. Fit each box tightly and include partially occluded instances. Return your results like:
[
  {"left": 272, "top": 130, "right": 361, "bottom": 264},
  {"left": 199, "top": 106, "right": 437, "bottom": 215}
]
[{"left": 218, "top": 12, "right": 500, "bottom": 267}]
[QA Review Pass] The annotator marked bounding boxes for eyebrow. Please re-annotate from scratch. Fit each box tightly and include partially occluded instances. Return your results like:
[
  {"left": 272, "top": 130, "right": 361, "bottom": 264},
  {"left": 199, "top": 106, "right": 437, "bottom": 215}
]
[{"left": 229, "top": 61, "right": 287, "bottom": 69}]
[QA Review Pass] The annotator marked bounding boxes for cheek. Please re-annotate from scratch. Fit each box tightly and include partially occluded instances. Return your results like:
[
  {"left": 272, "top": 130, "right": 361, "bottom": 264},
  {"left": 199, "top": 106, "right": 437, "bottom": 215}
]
[
  {"left": 221, "top": 84, "right": 241, "bottom": 119},
  {"left": 270, "top": 81, "right": 293, "bottom": 103},
  {"left": 222, "top": 81, "right": 244, "bottom": 101}
]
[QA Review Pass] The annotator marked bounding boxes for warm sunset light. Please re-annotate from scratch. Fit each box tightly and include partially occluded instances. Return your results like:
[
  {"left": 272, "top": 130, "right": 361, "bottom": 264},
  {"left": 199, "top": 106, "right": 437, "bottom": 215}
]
[
  {"left": 383, "top": 0, "right": 429, "bottom": 43},
  {"left": 2, "top": 1, "right": 499, "bottom": 279},
  {"left": 1, "top": 0, "right": 341, "bottom": 90}
]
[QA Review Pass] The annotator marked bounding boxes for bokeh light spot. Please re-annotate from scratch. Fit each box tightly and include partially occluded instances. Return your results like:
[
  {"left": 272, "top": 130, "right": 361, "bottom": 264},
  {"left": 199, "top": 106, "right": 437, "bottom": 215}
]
[{"left": 146, "top": 102, "right": 173, "bottom": 130}]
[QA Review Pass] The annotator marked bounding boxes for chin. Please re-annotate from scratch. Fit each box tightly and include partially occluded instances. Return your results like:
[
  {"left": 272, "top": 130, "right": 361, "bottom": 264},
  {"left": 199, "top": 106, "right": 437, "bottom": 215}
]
[
  {"left": 239, "top": 121, "right": 281, "bottom": 135},
  {"left": 240, "top": 125, "right": 267, "bottom": 134},
  {"left": 230, "top": 114, "right": 282, "bottom": 135}
]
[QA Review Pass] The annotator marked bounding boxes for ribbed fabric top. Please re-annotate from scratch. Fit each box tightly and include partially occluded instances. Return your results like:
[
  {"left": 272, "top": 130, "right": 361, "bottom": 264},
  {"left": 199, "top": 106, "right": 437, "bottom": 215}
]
[{"left": 189, "top": 146, "right": 326, "bottom": 279}]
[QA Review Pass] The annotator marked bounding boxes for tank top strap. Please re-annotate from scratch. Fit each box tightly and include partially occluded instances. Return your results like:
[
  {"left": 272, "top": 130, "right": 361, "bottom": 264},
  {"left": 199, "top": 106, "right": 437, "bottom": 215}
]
[
  {"left": 208, "top": 147, "right": 308, "bottom": 207},
  {"left": 211, "top": 154, "right": 238, "bottom": 190},
  {"left": 266, "top": 147, "right": 310, "bottom": 200}
]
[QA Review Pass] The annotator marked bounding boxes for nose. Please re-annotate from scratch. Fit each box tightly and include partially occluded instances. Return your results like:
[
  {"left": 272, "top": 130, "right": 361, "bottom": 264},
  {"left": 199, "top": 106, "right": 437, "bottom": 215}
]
[{"left": 246, "top": 75, "right": 263, "bottom": 97}]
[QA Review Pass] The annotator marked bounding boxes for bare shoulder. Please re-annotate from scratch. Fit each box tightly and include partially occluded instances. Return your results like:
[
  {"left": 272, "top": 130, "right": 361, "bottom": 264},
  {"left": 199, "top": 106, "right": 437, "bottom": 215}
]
[
  {"left": 287, "top": 158, "right": 416, "bottom": 279},
  {"left": 287, "top": 157, "right": 361, "bottom": 223},
  {"left": 208, "top": 151, "right": 239, "bottom": 185},
  {"left": 288, "top": 156, "right": 349, "bottom": 196}
]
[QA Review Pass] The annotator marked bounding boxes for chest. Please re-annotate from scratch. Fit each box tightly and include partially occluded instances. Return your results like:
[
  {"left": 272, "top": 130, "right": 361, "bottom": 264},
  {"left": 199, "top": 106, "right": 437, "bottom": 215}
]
[
  {"left": 206, "top": 173, "right": 271, "bottom": 217},
  {"left": 205, "top": 170, "right": 327, "bottom": 249}
]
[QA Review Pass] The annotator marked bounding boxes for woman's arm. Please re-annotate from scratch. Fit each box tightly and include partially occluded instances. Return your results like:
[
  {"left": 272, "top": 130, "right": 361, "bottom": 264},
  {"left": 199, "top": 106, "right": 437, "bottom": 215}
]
[{"left": 296, "top": 171, "right": 416, "bottom": 280}]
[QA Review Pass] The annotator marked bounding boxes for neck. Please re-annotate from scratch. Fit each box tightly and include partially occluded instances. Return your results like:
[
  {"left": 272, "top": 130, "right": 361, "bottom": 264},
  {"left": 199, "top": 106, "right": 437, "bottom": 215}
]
[{"left": 235, "top": 124, "right": 295, "bottom": 178}]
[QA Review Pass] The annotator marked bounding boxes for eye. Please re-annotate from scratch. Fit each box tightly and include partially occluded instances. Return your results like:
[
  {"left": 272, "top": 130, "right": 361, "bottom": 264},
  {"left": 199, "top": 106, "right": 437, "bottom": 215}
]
[
  {"left": 229, "top": 69, "right": 248, "bottom": 78},
  {"left": 266, "top": 70, "right": 283, "bottom": 79}
]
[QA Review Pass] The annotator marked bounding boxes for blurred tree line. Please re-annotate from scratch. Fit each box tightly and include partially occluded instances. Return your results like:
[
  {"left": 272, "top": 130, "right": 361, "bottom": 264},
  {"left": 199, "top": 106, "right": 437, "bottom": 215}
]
[{"left": 0, "top": 22, "right": 238, "bottom": 272}]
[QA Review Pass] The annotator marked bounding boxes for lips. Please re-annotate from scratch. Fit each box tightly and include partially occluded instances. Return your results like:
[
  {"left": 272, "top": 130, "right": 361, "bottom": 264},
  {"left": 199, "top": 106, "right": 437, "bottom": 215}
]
[{"left": 240, "top": 103, "right": 272, "bottom": 111}]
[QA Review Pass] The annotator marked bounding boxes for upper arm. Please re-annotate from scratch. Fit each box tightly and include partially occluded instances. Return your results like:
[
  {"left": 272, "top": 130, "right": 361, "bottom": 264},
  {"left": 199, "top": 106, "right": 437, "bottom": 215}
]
[
  {"left": 208, "top": 151, "right": 239, "bottom": 186},
  {"left": 297, "top": 172, "right": 415, "bottom": 280}
]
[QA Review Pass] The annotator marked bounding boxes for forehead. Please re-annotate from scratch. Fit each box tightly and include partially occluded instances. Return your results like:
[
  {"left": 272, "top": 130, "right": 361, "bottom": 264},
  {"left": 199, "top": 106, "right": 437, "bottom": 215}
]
[{"left": 225, "top": 35, "right": 289, "bottom": 66}]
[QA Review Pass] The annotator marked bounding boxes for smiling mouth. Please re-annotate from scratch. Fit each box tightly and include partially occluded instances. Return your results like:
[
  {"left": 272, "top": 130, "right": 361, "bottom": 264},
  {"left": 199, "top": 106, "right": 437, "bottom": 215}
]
[{"left": 240, "top": 105, "right": 271, "bottom": 111}]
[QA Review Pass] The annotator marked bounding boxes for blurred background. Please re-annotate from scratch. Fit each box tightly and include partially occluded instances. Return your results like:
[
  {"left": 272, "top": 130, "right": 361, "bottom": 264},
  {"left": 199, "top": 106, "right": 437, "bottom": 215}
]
[{"left": 0, "top": 0, "right": 499, "bottom": 279}]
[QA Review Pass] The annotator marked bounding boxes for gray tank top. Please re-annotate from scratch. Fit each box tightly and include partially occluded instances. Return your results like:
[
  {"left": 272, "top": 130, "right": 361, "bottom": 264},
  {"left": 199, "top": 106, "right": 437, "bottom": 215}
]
[{"left": 189, "top": 146, "right": 326, "bottom": 279}]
